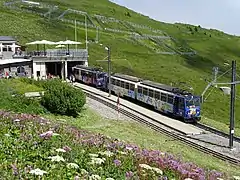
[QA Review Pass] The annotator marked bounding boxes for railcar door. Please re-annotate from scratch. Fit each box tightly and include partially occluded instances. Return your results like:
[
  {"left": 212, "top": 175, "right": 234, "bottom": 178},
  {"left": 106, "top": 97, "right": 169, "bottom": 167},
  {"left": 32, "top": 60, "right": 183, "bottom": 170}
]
[{"left": 173, "top": 97, "right": 185, "bottom": 118}]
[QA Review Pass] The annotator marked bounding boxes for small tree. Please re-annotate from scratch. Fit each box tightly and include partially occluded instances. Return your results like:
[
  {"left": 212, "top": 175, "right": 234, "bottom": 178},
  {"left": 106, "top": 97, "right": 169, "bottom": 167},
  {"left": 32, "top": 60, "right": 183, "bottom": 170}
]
[{"left": 41, "top": 79, "right": 86, "bottom": 117}]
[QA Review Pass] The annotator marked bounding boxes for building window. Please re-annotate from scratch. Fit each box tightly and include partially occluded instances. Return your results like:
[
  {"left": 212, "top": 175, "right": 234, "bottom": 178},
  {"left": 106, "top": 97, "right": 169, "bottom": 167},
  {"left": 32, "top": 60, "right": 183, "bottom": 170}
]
[
  {"left": 37, "top": 71, "right": 40, "bottom": 77},
  {"left": 17, "top": 66, "right": 25, "bottom": 73}
]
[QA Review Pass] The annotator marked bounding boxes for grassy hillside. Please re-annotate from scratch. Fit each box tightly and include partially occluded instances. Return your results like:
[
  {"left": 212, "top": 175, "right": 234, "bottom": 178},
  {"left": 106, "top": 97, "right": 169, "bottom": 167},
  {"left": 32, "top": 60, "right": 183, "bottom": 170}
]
[{"left": 1, "top": 0, "right": 240, "bottom": 132}]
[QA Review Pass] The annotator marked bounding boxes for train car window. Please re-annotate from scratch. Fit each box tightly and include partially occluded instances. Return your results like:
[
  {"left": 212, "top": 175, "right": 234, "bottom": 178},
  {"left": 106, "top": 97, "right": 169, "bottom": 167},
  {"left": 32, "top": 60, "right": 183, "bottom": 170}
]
[
  {"left": 116, "top": 80, "right": 120, "bottom": 86},
  {"left": 167, "top": 95, "right": 174, "bottom": 104},
  {"left": 155, "top": 91, "right": 160, "bottom": 99},
  {"left": 130, "top": 84, "right": 135, "bottom": 91},
  {"left": 179, "top": 98, "right": 185, "bottom": 109},
  {"left": 138, "top": 87, "right": 142, "bottom": 94},
  {"left": 120, "top": 81, "right": 125, "bottom": 88},
  {"left": 161, "top": 93, "right": 167, "bottom": 102},
  {"left": 143, "top": 88, "right": 148, "bottom": 96},
  {"left": 149, "top": 89, "right": 154, "bottom": 97},
  {"left": 125, "top": 83, "right": 130, "bottom": 89},
  {"left": 111, "top": 79, "right": 115, "bottom": 85}
]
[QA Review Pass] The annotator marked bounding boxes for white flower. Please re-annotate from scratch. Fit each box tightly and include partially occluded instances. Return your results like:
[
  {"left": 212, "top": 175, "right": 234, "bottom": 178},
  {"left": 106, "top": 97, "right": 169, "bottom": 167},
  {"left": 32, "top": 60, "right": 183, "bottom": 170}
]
[
  {"left": 48, "top": 155, "right": 65, "bottom": 162},
  {"left": 233, "top": 176, "right": 240, "bottom": 180},
  {"left": 184, "top": 178, "right": 193, "bottom": 180},
  {"left": 56, "top": 148, "right": 66, "bottom": 153},
  {"left": 125, "top": 146, "right": 133, "bottom": 151},
  {"left": 14, "top": 119, "right": 20, "bottom": 122},
  {"left": 4, "top": 133, "right": 10, "bottom": 137},
  {"left": 217, "top": 178, "right": 224, "bottom": 180},
  {"left": 80, "top": 168, "right": 88, "bottom": 175},
  {"left": 89, "top": 157, "right": 105, "bottom": 165},
  {"left": 139, "top": 164, "right": 152, "bottom": 170},
  {"left": 99, "top": 151, "right": 114, "bottom": 157},
  {"left": 106, "top": 178, "right": 114, "bottom": 180},
  {"left": 29, "top": 168, "right": 47, "bottom": 176},
  {"left": 89, "top": 174, "right": 101, "bottom": 180},
  {"left": 67, "top": 163, "right": 79, "bottom": 169},
  {"left": 89, "top": 153, "right": 99, "bottom": 158},
  {"left": 117, "top": 150, "right": 127, "bottom": 155},
  {"left": 152, "top": 167, "right": 163, "bottom": 175}
]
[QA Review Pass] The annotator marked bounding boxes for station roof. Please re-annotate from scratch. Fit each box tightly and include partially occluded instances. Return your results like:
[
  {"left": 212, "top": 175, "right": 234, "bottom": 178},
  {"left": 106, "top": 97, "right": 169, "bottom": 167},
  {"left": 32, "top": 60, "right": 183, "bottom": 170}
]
[
  {"left": 0, "top": 59, "right": 32, "bottom": 65},
  {"left": 0, "top": 36, "right": 16, "bottom": 41}
]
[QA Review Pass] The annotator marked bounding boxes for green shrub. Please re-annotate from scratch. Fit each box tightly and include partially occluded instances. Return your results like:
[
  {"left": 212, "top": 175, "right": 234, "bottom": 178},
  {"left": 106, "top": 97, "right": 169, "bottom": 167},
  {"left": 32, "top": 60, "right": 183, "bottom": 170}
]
[{"left": 41, "top": 79, "right": 86, "bottom": 117}]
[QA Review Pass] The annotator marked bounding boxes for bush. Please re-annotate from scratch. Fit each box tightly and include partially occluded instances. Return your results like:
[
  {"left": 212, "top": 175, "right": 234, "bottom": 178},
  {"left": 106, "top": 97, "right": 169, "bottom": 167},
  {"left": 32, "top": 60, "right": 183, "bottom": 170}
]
[{"left": 41, "top": 79, "right": 86, "bottom": 117}]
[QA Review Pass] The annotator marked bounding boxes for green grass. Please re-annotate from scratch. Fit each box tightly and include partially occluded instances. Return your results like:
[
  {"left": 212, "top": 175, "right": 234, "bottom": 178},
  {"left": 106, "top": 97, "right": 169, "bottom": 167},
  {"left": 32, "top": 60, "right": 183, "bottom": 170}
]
[
  {"left": 1, "top": 0, "right": 240, "bottom": 135},
  {"left": 45, "top": 108, "right": 240, "bottom": 177}
]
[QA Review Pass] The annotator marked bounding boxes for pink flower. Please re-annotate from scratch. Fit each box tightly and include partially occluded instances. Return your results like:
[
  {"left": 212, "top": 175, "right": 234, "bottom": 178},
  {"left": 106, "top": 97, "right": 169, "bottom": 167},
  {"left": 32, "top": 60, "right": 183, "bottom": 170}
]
[
  {"left": 63, "top": 146, "right": 72, "bottom": 152},
  {"left": 39, "top": 130, "right": 53, "bottom": 138}
]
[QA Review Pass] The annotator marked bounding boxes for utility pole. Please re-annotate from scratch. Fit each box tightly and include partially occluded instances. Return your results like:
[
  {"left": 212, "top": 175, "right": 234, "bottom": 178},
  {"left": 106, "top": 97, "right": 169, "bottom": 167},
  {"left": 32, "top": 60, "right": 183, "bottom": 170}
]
[
  {"left": 85, "top": 15, "right": 88, "bottom": 50},
  {"left": 96, "top": 26, "right": 99, "bottom": 43},
  {"left": 107, "top": 46, "right": 111, "bottom": 97},
  {"left": 95, "top": 46, "right": 112, "bottom": 97},
  {"left": 229, "top": 60, "right": 236, "bottom": 149},
  {"left": 75, "top": 19, "right": 77, "bottom": 49}
]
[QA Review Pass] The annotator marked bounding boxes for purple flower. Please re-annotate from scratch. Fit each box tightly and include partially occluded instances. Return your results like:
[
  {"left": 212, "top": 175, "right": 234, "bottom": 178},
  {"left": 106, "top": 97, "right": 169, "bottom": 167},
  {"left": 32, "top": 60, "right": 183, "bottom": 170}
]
[
  {"left": 113, "top": 159, "right": 121, "bottom": 166},
  {"left": 63, "top": 146, "right": 72, "bottom": 152},
  {"left": 125, "top": 171, "right": 134, "bottom": 179}
]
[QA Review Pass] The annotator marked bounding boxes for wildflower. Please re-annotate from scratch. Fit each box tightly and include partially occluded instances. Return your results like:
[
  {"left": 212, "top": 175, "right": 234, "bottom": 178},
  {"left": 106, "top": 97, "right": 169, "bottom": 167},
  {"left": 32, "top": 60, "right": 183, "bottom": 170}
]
[
  {"left": 67, "top": 163, "right": 79, "bottom": 169},
  {"left": 39, "top": 130, "right": 53, "bottom": 138},
  {"left": 80, "top": 168, "right": 88, "bottom": 175},
  {"left": 233, "top": 176, "right": 240, "bottom": 180},
  {"left": 139, "top": 164, "right": 152, "bottom": 170},
  {"left": 14, "top": 119, "right": 20, "bottom": 122},
  {"left": 117, "top": 150, "right": 127, "bottom": 155},
  {"left": 63, "top": 146, "right": 72, "bottom": 152},
  {"left": 106, "top": 178, "right": 114, "bottom": 180},
  {"left": 113, "top": 159, "right": 121, "bottom": 166},
  {"left": 151, "top": 167, "right": 163, "bottom": 175},
  {"left": 184, "top": 178, "right": 193, "bottom": 180},
  {"left": 90, "top": 157, "right": 105, "bottom": 165},
  {"left": 56, "top": 148, "right": 66, "bottom": 153},
  {"left": 125, "top": 146, "right": 133, "bottom": 151},
  {"left": 11, "top": 164, "right": 18, "bottom": 176},
  {"left": 99, "top": 150, "right": 114, "bottom": 157},
  {"left": 89, "top": 153, "right": 99, "bottom": 158},
  {"left": 29, "top": 168, "right": 47, "bottom": 176},
  {"left": 74, "top": 176, "right": 80, "bottom": 180},
  {"left": 4, "top": 133, "right": 10, "bottom": 137},
  {"left": 48, "top": 155, "right": 65, "bottom": 162},
  {"left": 125, "top": 171, "right": 134, "bottom": 179},
  {"left": 89, "top": 174, "right": 101, "bottom": 180}
]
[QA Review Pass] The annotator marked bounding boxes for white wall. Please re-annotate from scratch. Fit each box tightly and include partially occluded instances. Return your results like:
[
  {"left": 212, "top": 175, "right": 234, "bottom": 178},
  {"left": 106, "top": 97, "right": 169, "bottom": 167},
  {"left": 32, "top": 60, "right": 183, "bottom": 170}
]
[{"left": 33, "top": 62, "right": 46, "bottom": 80}]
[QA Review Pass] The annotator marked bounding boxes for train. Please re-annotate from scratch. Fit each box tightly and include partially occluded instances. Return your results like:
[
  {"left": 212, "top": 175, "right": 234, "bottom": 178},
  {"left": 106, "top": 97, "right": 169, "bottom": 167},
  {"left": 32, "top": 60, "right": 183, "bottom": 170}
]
[{"left": 71, "top": 65, "right": 201, "bottom": 123}]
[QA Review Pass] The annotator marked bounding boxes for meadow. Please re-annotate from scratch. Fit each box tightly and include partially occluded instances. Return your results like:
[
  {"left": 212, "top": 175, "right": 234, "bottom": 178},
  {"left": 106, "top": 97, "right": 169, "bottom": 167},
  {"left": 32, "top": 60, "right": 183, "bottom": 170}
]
[
  {"left": 0, "top": 78, "right": 240, "bottom": 179},
  {"left": 1, "top": 0, "right": 240, "bottom": 133}
]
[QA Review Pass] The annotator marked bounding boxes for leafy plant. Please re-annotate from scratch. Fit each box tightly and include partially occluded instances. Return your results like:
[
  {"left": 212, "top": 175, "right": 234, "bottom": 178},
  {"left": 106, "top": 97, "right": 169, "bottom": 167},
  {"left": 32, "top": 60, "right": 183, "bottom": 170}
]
[{"left": 41, "top": 79, "right": 86, "bottom": 117}]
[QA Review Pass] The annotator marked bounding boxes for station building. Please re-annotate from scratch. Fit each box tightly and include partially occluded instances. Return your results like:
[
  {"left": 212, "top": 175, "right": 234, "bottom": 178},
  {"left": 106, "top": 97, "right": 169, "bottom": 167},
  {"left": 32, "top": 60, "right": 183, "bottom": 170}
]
[{"left": 0, "top": 36, "right": 88, "bottom": 79}]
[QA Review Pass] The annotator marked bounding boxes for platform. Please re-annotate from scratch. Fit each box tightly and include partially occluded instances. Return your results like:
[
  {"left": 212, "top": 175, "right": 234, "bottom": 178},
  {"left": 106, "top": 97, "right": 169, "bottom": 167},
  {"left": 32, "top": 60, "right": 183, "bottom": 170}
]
[{"left": 74, "top": 83, "right": 204, "bottom": 135}]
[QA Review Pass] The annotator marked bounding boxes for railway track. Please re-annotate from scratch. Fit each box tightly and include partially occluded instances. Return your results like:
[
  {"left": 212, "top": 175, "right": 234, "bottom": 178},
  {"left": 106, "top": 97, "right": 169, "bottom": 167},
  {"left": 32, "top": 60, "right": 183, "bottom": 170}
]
[
  {"left": 75, "top": 84, "right": 240, "bottom": 166},
  {"left": 195, "top": 123, "right": 240, "bottom": 143}
]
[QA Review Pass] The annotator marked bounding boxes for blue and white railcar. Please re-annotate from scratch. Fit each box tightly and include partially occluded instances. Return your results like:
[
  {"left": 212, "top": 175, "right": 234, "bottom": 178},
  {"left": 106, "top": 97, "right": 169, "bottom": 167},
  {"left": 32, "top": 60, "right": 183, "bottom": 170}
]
[
  {"left": 110, "top": 73, "right": 141, "bottom": 99},
  {"left": 72, "top": 65, "right": 107, "bottom": 88},
  {"left": 139, "top": 80, "right": 201, "bottom": 122},
  {"left": 137, "top": 81, "right": 175, "bottom": 114}
]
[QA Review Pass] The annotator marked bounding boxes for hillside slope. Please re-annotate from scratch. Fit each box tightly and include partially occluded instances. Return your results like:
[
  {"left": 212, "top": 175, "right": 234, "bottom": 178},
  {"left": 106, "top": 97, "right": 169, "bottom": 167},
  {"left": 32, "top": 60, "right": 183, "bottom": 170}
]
[{"left": 0, "top": 0, "right": 240, "bottom": 130}]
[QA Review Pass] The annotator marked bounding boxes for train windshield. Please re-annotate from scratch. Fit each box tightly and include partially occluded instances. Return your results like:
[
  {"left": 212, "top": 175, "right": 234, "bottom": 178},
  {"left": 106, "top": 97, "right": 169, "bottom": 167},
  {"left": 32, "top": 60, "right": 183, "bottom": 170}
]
[
  {"left": 186, "top": 97, "right": 200, "bottom": 108},
  {"left": 97, "top": 73, "right": 105, "bottom": 79}
]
